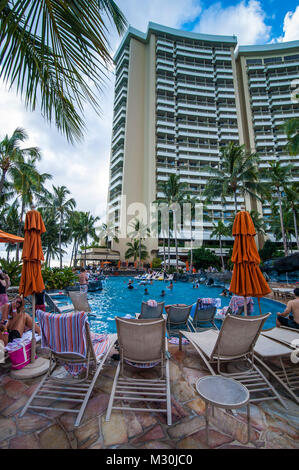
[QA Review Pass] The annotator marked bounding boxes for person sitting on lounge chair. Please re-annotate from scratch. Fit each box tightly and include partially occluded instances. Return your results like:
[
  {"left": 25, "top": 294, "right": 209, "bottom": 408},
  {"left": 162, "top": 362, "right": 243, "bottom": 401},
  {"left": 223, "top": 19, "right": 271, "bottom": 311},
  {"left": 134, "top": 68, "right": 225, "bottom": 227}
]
[
  {"left": 0, "top": 296, "right": 41, "bottom": 345},
  {"left": 276, "top": 288, "right": 299, "bottom": 330}
]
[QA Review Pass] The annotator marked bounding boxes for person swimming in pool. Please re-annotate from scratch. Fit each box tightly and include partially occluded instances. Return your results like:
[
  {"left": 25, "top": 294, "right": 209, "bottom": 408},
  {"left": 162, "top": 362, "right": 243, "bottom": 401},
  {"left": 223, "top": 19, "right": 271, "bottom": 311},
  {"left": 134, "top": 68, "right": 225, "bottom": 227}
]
[
  {"left": 161, "top": 290, "right": 166, "bottom": 297},
  {"left": 144, "top": 288, "right": 149, "bottom": 295},
  {"left": 167, "top": 281, "right": 173, "bottom": 290}
]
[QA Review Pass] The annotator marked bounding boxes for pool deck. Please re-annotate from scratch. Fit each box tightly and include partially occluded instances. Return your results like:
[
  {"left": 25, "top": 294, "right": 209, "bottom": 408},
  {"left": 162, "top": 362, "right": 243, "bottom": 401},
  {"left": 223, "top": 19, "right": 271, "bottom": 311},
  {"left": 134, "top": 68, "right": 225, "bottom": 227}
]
[{"left": 0, "top": 340, "right": 298, "bottom": 450}]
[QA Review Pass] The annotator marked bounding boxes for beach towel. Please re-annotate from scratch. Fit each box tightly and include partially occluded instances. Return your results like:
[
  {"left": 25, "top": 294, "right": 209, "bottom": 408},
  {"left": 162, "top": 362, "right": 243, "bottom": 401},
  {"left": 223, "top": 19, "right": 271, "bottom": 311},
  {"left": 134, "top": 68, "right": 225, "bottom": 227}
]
[{"left": 36, "top": 310, "right": 109, "bottom": 376}]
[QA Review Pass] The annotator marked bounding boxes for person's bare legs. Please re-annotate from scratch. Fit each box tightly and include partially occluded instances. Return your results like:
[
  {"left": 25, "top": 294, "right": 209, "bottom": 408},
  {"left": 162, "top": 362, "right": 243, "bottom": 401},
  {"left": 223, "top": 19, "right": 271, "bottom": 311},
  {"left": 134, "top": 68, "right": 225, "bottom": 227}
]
[
  {"left": 8, "top": 313, "right": 41, "bottom": 336},
  {"left": 276, "top": 317, "right": 282, "bottom": 327},
  {"left": 23, "top": 313, "right": 41, "bottom": 335}
]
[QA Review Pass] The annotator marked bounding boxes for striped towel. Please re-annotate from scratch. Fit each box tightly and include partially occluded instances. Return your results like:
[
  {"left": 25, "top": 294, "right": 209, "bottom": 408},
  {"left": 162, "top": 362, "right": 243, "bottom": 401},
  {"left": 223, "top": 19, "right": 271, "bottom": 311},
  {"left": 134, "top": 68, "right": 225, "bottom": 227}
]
[{"left": 36, "top": 310, "right": 109, "bottom": 376}]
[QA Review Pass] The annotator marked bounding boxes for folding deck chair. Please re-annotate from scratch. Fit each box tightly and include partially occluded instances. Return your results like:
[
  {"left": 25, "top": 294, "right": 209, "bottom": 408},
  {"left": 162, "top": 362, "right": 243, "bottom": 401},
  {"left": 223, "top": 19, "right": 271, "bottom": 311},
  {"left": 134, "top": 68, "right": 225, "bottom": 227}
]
[
  {"left": 20, "top": 310, "right": 117, "bottom": 427},
  {"left": 166, "top": 304, "right": 193, "bottom": 336},
  {"left": 68, "top": 291, "right": 93, "bottom": 314},
  {"left": 106, "top": 317, "right": 172, "bottom": 425},
  {"left": 189, "top": 300, "right": 217, "bottom": 332},
  {"left": 252, "top": 326, "right": 299, "bottom": 404},
  {"left": 137, "top": 301, "right": 165, "bottom": 319},
  {"left": 179, "top": 313, "right": 287, "bottom": 408}
]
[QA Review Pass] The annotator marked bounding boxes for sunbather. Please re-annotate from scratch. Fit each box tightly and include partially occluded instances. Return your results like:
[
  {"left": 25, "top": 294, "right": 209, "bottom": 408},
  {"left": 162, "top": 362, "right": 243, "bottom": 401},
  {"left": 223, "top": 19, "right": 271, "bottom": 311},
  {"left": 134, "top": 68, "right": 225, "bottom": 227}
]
[
  {"left": 276, "top": 288, "right": 299, "bottom": 330},
  {"left": 0, "top": 296, "right": 41, "bottom": 345}
]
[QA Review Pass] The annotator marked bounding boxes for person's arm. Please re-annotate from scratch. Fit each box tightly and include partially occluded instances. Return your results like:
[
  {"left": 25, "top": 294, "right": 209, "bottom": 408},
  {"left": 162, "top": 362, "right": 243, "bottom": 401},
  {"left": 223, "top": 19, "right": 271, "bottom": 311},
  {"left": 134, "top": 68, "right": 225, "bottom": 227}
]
[
  {"left": 278, "top": 301, "right": 292, "bottom": 318},
  {"left": 4, "top": 274, "right": 10, "bottom": 288}
]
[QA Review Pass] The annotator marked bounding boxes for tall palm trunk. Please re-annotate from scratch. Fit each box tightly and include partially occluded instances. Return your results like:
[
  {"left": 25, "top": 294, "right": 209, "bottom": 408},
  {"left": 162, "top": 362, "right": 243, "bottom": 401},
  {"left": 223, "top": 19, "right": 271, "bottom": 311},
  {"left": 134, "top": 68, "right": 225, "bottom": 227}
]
[
  {"left": 292, "top": 207, "right": 299, "bottom": 251},
  {"left": 59, "top": 213, "right": 63, "bottom": 268},
  {"left": 234, "top": 191, "right": 238, "bottom": 215},
  {"left": 84, "top": 235, "right": 87, "bottom": 267},
  {"left": 163, "top": 237, "right": 166, "bottom": 266},
  {"left": 168, "top": 229, "right": 170, "bottom": 271},
  {"left": 0, "top": 169, "right": 8, "bottom": 198},
  {"left": 277, "top": 189, "right": 288, "bottom": 256},
  {"left": 70, "top": 240, "right": 76, "bottom": 267},
  {"left": 174, "top": 211, "right": 178, "bottom": 272},
  {"left": 16, "top": 198, "right": 25, "bottom": 262},
  {"left": 190, "top": 220, "right": 193, "bottom": 272}
]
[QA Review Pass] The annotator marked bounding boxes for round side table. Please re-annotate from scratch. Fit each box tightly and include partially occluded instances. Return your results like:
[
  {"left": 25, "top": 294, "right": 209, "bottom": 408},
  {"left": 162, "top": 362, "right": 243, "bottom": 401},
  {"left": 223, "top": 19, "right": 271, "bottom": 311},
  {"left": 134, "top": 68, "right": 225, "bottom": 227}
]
[{"left": 196, "top": 375, "right": 251, "bottom": 445}]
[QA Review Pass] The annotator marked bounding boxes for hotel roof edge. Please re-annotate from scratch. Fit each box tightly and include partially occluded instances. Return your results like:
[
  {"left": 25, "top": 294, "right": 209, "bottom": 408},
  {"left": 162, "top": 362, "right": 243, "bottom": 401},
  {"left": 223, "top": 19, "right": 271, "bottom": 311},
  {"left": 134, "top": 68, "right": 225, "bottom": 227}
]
[
  {"left": 235, "top": 40, "right": 299, "bottom": 60},
  {"left": 114, "top": 22, "right": 238, "bottom": 62}
]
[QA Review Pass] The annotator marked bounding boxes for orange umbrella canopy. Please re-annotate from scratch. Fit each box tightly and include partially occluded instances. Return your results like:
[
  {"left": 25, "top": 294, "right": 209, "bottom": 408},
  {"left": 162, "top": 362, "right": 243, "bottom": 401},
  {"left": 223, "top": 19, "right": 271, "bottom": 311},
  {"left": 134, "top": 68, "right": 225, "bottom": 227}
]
[
  {"left": 229, "top": 211, "right": 271, "bottom": 298},
  {"left": 0, "top": 229, "right": 24, "bottom": 244},
  {"left": 19, "top": 210, "right": 46, "bottom": 297}
]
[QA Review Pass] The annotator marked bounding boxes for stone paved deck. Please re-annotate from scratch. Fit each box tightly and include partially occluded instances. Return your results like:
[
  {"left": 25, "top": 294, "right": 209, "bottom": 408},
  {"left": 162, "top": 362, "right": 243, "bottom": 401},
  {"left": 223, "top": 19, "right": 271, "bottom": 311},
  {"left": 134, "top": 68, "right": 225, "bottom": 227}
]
[{"left": 0, "top": 342, "right": 298, "bottom": 450}]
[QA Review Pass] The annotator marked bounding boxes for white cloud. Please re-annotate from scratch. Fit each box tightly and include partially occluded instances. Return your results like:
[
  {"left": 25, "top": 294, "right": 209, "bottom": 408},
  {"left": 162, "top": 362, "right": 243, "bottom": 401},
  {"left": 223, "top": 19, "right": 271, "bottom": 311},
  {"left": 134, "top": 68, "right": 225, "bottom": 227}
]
[
  {"left": 280, "top": 6, "right": 299, "bottom": 42},
  {"left": 194, "top": 0, "right": 271, "bottom": 45}
]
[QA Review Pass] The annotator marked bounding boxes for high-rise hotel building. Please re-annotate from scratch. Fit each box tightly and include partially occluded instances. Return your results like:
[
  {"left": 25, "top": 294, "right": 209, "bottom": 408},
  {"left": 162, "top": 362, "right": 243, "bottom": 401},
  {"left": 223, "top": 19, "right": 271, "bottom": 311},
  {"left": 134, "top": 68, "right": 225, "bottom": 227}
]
[{"left": 107, "top": 22, "right": 299, "bottom": 261}]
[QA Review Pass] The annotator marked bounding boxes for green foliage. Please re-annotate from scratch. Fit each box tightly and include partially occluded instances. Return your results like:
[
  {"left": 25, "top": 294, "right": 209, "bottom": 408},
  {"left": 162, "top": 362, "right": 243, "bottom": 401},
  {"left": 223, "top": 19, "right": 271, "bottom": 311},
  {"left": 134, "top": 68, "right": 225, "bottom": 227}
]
[
  {"left": 152, "top": 257, "right": 162, "bottom": 269},
  {"left": 0, "top": 258, "right": 22, "bottom": 286},
  {"left": 41, "top": 267, "right": 77, "bottom": 290},
  {"left": 189, "top": 247, "right": 221, "bottom": 270},
  {"left": 259, "top": 240, "right": 284, "bottom": 262}
]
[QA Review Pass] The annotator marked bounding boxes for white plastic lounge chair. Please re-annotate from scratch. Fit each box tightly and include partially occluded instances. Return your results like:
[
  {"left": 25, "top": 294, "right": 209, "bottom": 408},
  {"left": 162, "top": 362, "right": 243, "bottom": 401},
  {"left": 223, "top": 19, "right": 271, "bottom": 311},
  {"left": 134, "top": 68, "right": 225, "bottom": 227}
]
[
  {"left": 106, "top": 317, "right": 172, "bottom": 425},
  {"left": 137, "top": 301, "right": 165, "bottom": 319},
  {"left": 179, "top": 313, "right": 287, "bottom": 408},
  {"left": 20, "top": 310, "right": 117, "bottom": 427},
  {"left": 68, "top": 291, "right": 92, "bottom": 314}
]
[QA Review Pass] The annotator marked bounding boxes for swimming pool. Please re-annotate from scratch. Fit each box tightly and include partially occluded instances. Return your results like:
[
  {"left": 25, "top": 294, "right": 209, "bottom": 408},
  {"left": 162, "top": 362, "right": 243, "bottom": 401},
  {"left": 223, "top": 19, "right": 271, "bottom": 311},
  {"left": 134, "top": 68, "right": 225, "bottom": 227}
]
[{"left": 53, "top": 277, "right": 286, "bottom": 334}]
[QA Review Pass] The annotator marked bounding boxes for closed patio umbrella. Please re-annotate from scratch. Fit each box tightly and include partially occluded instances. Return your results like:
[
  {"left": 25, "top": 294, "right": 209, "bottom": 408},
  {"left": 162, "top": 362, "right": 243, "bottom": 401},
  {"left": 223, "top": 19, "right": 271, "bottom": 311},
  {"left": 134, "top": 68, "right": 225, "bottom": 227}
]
[
  {"left": 14, "top": 208, "right": 49, "bottom": 378},
  {"left": 229, "top": 210, "right": 271, "bottom": 315}
]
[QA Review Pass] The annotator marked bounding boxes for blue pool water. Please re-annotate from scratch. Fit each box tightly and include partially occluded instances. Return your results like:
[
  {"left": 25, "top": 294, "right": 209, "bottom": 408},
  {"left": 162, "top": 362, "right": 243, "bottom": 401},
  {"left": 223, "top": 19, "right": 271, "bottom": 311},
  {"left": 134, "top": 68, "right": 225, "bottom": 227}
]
[{"left": 53, "top": 277, "right": 286, "bottom": 334}]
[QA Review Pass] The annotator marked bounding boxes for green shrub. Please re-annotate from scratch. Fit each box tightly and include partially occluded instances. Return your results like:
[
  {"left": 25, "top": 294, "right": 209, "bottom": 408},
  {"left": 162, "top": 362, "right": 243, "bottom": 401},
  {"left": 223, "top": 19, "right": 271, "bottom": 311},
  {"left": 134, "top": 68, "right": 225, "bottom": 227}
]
[
  {"left": 189, "top": 247, "right": 221, "bottom": 270},
  {"left": 259, "top": 240, "right": 284, "bottom": 262},
  {"left": 42, "top": 267, "right": 77, "bottom": 290},
  {"left": 0, "top": 259, "right": 22, "bottom": 286},
  {"left": 152, "top": 257, "right": 162, "bottom": 269}
]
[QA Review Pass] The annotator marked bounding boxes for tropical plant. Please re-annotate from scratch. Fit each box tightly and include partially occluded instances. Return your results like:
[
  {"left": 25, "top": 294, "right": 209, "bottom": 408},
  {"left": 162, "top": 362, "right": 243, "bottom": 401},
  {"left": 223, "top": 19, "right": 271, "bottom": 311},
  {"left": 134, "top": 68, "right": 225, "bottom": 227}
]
[
  {"left": 189, "top": 247, "right": 221, "bottom": 270},
  {"left": 0, "top": 127, "right": 41, "bottom": 198},
  {"left": 98, "top": 221, "right": 119, "bottom": 249},
  {"left": 269, "top": 199, "right": 297, "bottom": 254},
  {"left": 128, "top": 218, "right": 150, "bottom": 268},
  {"left": 249, "top": 210, "right": 267, "bottom": 236},
  {"left": 210, "top": 220, "right": 231, "bottom": 271},
  {"left": 0, "top": 258, "right": 22, "bottom": 286},
  {"left": 151, "top": 257, "right": 162, "bottom": 269},
  {"left": 0, "top": 1, "right": 127, "bottom": 143},
  {"left": 41, "top": 267, "right": 77, "bottom": 290},
  {"left": 78, "top": 212, "right": 100, "bottom": 266},
  {"left": 283, "top": 118, "right": 299, "bottom": 156},
  {"left": 284, "top": 182, "right": 299, "bottom": 251},
  {"left": 125, "top": 239, "right": 148, "bottom": 263},
  {"left": 260, "top": 161, "right": 295, "bottom": 256},
  {"left": 204, "top": 142, "right": 262, "bottom": 215},
  {"left": 259, "top": 240, "right": 284, "bottom": 263},
  {"left": 155, "top": 174, "right": 188, "bottom": 271}
]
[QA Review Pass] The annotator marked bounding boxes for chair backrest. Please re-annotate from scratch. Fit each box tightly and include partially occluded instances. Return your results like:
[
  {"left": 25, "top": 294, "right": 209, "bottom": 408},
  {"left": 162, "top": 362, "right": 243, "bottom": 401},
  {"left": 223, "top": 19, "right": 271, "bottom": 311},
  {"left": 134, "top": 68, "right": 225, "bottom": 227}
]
[
  {"left": 69, "top": 291, "right": 91, "bottom": 313},
  {"left": 211, "top": 313, "right": 270, "bottom": 359},
  {"left": 193, "top": 302, "right": 216, "bottom": 326},
  {"left": 140, "top": 301, "right": 164, "bottom": 319},
  {"left": 167, "top": 305, "right": 192, "bottom": 326},
  {"left": 115, "top": 317, "right": 165, "bottom": 364},
  {"left": 36, "top": 309, "right": 96, "bottom": 363}
]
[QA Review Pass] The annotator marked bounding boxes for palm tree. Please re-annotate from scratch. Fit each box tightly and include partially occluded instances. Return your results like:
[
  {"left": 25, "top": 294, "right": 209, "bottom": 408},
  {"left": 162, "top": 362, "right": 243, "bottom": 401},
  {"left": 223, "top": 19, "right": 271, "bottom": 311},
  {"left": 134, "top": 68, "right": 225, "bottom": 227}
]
[
  {"left": 0, "top": 1, "right": 127, "bottom": 143},
  {"left": 284, "top": 182, "right": 299, "bottom": 251},
  {"left": 204, "top": 142, "right": 261, "bottom": 215},
  {"left": 0, "top": 127, "right": 41, "bottom": 198},
  {"left": 183, "top": 193, "right": 203, "bottom": 272},
  {"left": 10, "top": 155, "right": 51, "bottom": 261},
  {"left": 249, "top": 210, "right": 267, "bottom": 236},
  {"left": 156, "top": 174, "right": 188, "bottom": 271},
  {"left": 128, "top": 218, "right": 150, "bottom": 268},
  {"left": 269, "top": 200, "right": 296, "bottom": 254},
  {"left": 260, "top": 161, "right": 294, "bottom": 256},
  {"left": 51, "top": 186, "right": 76, "bottom": 268},
  {"left": 78, "top": 212, "right": 100, "bottom": 266},
  {"left": 210, "top": 220, "right": 231, "bottom": 271},
  {"left": 283, "top": 118, "right": 299, "bottom": 156},
  {"left": 125, "top": 240, "right": 148, "bottom": 263},
  {"left": 98, "top": 221, "right": 119, "bottom": 249}
]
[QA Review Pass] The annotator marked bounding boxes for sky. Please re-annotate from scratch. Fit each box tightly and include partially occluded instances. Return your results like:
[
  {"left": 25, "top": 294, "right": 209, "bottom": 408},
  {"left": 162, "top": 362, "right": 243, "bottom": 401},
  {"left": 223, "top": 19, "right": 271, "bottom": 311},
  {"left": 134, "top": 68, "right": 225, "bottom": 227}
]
[{"left": 0, "top": 0, "right": 298, "bottom": 264}]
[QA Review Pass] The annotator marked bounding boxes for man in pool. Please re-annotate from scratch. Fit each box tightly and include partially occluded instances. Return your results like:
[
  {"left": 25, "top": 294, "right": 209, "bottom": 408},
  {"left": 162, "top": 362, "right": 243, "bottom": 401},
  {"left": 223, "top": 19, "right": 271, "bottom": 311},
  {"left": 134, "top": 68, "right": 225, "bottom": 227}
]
[
  {"left": 161, "top": 290, "right": 166, "bottom": 297},
  {"left": 144, "top": 288, "right": 149, "bottom": 295},
  {"left": 276, "top": 288, "right": 299, "bottom": 330}
]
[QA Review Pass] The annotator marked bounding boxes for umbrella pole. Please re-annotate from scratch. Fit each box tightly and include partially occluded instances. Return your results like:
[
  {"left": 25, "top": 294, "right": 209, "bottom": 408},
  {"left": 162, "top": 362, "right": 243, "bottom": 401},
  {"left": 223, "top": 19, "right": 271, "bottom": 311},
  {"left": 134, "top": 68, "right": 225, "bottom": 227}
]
[
  {"left": 257, "top": 297, "right": 262, "bottom": 315},
  {"left": 31, "top": 294, "right": 36, "bottom": 364},
  {"left": 244, "top": 297, "right": 248, "bottom": 316}
]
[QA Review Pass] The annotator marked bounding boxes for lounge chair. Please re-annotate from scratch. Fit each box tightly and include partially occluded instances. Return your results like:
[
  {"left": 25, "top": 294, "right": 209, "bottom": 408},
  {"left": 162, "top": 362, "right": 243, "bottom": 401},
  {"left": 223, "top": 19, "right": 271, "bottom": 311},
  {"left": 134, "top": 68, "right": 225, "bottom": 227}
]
[
  {"left": 138, "top": 301, "right": 165, "bottom": 319},
  {"left": 20, "top": 310, "right": 117, "bottom": 427},
  {"left": 190, "top": 301, "right": 217, "bottom": 332},
  {"left": 253, "top": 331, "right": 299, "bottom": 404},
  {"left": 45, "top": 292, "right": 73, "bottom": 314},
  {"left": 166, "top": 304, "right": 193, "bottom": 336},
  {"left": 68, "top": 291, "right": 92, "bottom": 314},
  {"left": 106, "top": 317, "right": 172, "bottom": 425},
  {"left": 179, "top": 313, "right": 287, "bottom": 408}
]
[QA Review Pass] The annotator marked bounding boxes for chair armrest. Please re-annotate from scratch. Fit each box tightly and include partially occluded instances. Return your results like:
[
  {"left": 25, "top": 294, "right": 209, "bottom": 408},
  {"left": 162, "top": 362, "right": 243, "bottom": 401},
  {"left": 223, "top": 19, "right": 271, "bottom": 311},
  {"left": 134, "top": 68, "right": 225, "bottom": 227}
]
[{"left": 187, "top": 317, "right": 196, "bottom": 332}]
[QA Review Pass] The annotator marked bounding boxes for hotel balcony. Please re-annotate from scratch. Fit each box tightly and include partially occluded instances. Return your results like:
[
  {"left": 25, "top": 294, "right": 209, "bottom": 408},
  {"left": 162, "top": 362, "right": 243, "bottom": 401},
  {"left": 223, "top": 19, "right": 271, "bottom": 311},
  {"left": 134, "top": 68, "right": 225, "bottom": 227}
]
[
  {"left": 177, "top": 80, "right": 215, "bottom": 92},
  {"left": 176, "top": 44, "right": 213, "bottom": 56}
]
